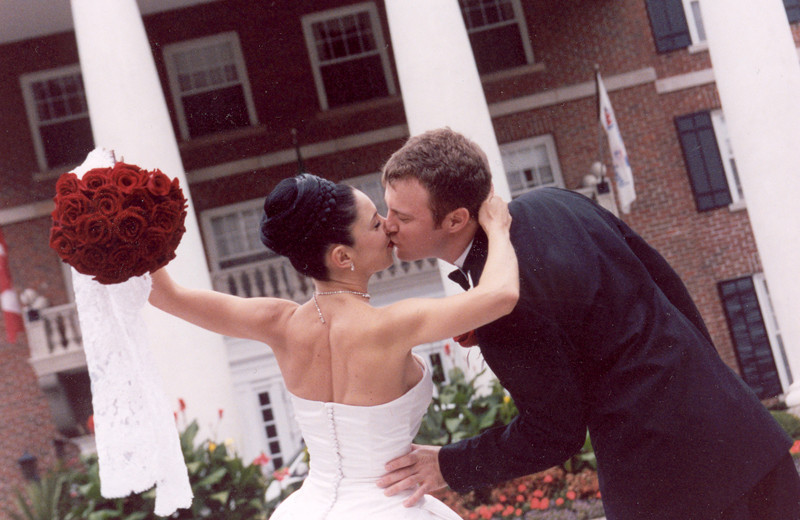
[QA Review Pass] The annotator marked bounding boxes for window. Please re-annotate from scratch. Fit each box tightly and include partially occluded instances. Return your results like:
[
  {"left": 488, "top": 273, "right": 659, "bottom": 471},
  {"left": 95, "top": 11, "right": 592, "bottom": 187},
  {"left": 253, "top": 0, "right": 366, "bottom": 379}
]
[
  {"left": 675, "top": 110, "right": 742, "bottom": 211},
  {"left": 718, "top": 275, "right": 790, "bottom": 400},
  {"left": 649, "top": 0, "right": 799, "bottom": 51},
  {"left": 302, "top": 2, "right": 396, "bottom": 110},
  {"left": 258, "top": 391, "right": 284, "bottom": 469},
  {"left": 645, "top": 0, "right": 692, "bottom": 53},
  {"left": 20, "top": 65, "right": 94, "bottom": 172},
  {"left": 342, "top": 172, "right": 388, "bottom": 216},
  {"left": 785, "top": 0, "right": 800, "bottom": 24},
  {"left": 499, "top": 135, "right": 564, "bottom": 199},
  {"left": 163, "top": 32, "right": 258, "bottom": 140},
  {"left": 459, "top": 0, "right": 534, "bottom": 75},
  {"left": 203, "top": 199, "right": 270, "bottom": 271}
]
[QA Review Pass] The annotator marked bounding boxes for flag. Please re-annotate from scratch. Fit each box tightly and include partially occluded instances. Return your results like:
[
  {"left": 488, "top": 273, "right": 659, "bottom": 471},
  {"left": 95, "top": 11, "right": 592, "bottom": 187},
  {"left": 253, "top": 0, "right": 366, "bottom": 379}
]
[
  {"left": 0, "top": 228, "right": 24, "bottom": 343},
  {"left": 597, "top": 72, "right": 636, "bottom": 213}
]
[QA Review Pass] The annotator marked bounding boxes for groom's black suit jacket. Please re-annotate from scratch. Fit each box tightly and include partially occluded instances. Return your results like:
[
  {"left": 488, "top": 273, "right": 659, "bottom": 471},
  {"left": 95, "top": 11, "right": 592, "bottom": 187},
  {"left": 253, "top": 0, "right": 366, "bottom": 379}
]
[{"left": 438, "top": 188, "right": 790, "bottom": 520}]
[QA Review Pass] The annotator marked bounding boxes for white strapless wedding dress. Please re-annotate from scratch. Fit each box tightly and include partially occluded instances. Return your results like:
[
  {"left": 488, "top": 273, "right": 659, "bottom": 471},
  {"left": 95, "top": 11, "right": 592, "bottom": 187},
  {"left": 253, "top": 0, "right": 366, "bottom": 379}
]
[{"left": 271, "top": 355, "right": 461, "bottom": 519}]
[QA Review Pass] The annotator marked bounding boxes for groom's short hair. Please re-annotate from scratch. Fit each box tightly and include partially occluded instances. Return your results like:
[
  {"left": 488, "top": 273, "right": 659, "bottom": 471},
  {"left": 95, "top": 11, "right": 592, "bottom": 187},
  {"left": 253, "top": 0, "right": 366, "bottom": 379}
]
[{"left": 382, "top": 128, "right": 492, "bottom": 226}]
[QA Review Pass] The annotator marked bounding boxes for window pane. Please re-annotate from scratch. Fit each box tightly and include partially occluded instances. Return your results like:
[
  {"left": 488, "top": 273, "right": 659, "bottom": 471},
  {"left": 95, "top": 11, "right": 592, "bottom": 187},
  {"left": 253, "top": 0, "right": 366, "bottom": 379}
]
[{"left": 718, "top": 277, "right": 782, "bottom": 399}]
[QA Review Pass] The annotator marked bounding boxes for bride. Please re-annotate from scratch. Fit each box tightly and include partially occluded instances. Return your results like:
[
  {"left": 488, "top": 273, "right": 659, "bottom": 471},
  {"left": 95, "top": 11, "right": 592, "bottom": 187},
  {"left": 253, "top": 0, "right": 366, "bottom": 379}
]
[{"left": 148, "top": 173, "right": 518, "bottom": 519}]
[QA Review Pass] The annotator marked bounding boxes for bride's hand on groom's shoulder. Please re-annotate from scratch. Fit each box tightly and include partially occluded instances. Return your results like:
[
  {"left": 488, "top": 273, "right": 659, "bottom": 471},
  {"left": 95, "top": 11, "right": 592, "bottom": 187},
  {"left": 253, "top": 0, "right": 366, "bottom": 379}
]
[
  {"left": 377, "top": 444, "right": 445, "bottom": 507},
  {"left": 478, "top": 189, "right": 511, "bottom": 233}
]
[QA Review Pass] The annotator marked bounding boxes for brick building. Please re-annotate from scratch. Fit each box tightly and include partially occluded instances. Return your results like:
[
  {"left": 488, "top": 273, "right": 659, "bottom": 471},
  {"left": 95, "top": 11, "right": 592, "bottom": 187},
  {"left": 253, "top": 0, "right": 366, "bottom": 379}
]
[{"left": 1, "top": 0, "right": 799, "bottom": 513}]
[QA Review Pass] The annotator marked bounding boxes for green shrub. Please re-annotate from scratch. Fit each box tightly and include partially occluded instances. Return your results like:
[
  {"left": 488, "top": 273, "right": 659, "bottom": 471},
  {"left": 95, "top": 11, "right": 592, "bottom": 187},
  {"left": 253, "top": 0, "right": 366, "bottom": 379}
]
[
  {"left": 771, "top": 410, "right": 800, "bottom": 439},
  {"left": 11, "top": 419, "right": 278, "bottom": 520},
  {"left": 415, "top": 367, "right": 518, "bottom": 445}
]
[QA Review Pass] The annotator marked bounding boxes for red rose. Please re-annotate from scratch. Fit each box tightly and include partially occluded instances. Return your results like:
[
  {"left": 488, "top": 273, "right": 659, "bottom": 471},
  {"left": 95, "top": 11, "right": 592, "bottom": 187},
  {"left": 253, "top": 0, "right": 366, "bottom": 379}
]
[
  {"left": 111, "top": 163, "right": 148, "bottom": 194},
  {"left": 75, "top": 245, "right": 109, "bottom": 276},
  {"left": 150, "top": 203, "right": 182, "bottom": 233},
  {"left": 140, "top": 229, "right": 170, "bottom": 262},
  {"left": 76, "top": 214, "right": 113, "bottom": 245},
  {"left": 101, "top": 246, "right": 141, "bottom": 283},
  {"left": 122, "top": 187, "right": 156, "bottom": 213},
  {"left": 49, "top": 226, "right": 78, "bottom": 259},
  {"left": 113, "top": 208, "right": 148, "bottom": 243},
  {"left": 453, "top": 329, "right": 478, "bottom": 347},
  {"left": 147, "top": 169, "right": 172, "bottom": 197},
  {"left": 81, "top": 168, "right": 112, "bottom": 193},
  {"left": 93, "top": 185, "right": 125, "bottom": 217},
  {"left": 169, "top": 178, "right": 186, "bottom": 204},
  {"left": 55, "top": 193, "right": 93, "bottom": 226},
  {"left": 55, "top": 172, "right": 81, "bottom": 197}
]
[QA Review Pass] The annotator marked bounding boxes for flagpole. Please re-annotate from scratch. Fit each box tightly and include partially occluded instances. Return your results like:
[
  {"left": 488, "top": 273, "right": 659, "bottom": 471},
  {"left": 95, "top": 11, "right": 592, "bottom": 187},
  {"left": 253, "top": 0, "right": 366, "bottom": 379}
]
[
  {"left": 593, "top": 64, "right": 610, "bottom": 194},
  {"left": 291, "top": 128, "right": 305, "bottom": 175}
]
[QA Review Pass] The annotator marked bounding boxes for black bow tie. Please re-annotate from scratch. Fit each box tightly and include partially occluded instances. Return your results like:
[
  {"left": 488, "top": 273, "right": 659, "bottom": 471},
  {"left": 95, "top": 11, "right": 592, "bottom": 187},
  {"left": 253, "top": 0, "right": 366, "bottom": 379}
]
[{"left": 447, "top": 269, "right": 471, "bottom": 291}]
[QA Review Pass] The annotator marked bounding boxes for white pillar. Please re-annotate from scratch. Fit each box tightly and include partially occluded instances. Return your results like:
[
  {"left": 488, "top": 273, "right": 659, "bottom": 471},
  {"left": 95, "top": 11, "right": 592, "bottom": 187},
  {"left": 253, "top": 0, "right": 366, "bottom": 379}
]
[
  {"left": 701, "top": 0, "right": 800, "bottom": 405},
  {"left": 384, "top": 0, "right": 508, "bottom": 385},
  {"left": 71, "top": 0, "right": 241, "bottom": 441}
]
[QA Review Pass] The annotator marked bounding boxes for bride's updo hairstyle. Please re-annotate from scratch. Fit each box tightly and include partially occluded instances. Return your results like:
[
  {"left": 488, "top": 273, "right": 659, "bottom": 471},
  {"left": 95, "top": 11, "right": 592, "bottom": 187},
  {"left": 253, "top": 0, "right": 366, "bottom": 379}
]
[{"left": 259, "top": 173, "right": 357, "bottom": 281}]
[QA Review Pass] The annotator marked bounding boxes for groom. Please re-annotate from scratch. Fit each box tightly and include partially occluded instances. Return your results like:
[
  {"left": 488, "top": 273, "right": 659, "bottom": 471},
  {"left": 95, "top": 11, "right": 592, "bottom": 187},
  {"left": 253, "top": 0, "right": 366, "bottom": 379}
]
[{"left": 376, "top": 128, "right": 800, "bottom": 520}]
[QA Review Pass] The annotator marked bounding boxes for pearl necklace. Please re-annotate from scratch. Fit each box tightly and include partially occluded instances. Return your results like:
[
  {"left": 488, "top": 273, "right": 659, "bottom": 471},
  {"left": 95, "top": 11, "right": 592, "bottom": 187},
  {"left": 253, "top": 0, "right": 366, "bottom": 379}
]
[{"left": 313, "top": 290, "right": 371, "bottom": 324}]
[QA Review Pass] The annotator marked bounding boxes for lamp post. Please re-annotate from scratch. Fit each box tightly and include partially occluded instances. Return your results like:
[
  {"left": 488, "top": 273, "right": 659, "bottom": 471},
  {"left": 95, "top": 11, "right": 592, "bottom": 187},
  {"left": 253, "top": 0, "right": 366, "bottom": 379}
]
[{"left": 17, "top": 451, "right": 39, "bottom": 481}]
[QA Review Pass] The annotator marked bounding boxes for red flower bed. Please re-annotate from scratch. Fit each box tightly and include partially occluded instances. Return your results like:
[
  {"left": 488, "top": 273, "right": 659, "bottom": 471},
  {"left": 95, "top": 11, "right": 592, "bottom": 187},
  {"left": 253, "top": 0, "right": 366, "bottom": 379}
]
[
  {"left": 431, "top": 467, "right": 602, "bottom": 520},
  {"left": 49, "top": 163, "right": 187, "bottom": 284}
]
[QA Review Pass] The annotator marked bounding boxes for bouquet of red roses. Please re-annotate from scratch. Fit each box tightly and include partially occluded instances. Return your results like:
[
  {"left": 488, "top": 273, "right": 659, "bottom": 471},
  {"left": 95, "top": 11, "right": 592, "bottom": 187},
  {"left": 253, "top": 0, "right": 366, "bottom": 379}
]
[{"left": 49, "top": 162, "right": 188, "bottom": 285}]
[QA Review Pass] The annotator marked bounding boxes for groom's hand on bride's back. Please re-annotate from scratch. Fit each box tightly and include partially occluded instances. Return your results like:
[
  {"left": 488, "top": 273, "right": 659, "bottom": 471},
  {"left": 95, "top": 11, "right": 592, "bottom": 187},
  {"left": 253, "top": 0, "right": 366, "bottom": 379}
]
[{"left": 377, "top": 444, "right": 446, "bottom": 507}]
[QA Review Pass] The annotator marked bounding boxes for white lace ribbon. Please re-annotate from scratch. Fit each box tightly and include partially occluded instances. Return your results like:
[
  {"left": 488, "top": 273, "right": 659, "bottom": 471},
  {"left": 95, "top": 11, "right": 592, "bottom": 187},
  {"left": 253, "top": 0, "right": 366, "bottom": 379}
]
[{"left": 71, "top": 149, "right": 193, "bottom": 516}]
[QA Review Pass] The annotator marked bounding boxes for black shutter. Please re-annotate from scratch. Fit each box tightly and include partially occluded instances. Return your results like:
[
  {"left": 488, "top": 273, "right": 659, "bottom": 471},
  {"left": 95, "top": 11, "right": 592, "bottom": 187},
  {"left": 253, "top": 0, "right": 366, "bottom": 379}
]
[
  {"left": 718, "top": 277, "right": 783, "bottom": 400},
  {"left": 675, "top": 111, "right": 732, "bottom": 211},
  {"left": 785, "top": 0, "right": 800, "bottom": 23},
  {"left": 645, "top": 0, "right": 691, "bottom": 53}
]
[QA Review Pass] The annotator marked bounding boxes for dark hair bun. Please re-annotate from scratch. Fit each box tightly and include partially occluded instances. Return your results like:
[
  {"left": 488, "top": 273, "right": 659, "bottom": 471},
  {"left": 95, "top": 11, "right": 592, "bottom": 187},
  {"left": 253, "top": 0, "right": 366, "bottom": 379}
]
[{"left": 259, "top": 173, "right": 337, "bottom": 258}]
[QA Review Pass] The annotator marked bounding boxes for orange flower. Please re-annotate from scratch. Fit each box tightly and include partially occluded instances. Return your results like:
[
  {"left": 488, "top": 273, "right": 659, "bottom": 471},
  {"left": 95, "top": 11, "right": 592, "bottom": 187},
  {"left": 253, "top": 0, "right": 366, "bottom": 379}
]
[
  {"left": 273, "top": 467, "right": 290, "bottom": 481},
  {"left": 533, "top": 489, "right": 544, "bottom": 498},
  {"left": 566, "top": 490, "right": 577, "bottom": 501},
  {"left": 515, "top": 508, "right": 523, "bottom": 516},
  {"left": 498, "top": 494, "right": 507, "bottom": 503},
  {"left": 516, "top": 494, "right": 524, "bottom": 503},
  {"left": 543, "top": 474, "right": 554, "bottom": 483},
  {"left": 86, "top": 415, "right": 95, "bottom": 434},
  {"left": 517, "top": 483, "right": 527, "bottom": 492},
  {"left": 501, "top": 505, "right": 515, "bottom": 517},
  {"left": 540, "top": 497, "right": 550, "bottom": 510},
  {"left": 444, "top": 343, "right": 451, "bottom": 356},
  {"left": 790, "top": 440, "right": 800, "bottom": 454},
  {"left": 178, "top": 398, "right": 186, "bottom": 411},
  {"left": 556, "top": 497, "right": 565, "bottom": 506},
  {"left": 218, "top": 408, "right": 224, "bottom": 419},
  {"left": 252, "top": 452, "right": 271, "bottom": 466},
  {"left": 529, "top": 498, "right": 540, "bottom": 509}
]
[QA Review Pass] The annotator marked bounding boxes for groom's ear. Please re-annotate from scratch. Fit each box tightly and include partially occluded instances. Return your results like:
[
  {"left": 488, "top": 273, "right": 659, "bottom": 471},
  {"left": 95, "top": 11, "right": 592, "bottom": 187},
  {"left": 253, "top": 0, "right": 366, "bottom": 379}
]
[{"left": 442, "top": 207, "right": 471, "bottom": 234}]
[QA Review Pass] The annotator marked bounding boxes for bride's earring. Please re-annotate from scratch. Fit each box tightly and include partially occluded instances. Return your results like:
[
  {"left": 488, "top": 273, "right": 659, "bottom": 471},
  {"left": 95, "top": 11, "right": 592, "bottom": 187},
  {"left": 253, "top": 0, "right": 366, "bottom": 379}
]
[{"left": 350, "top": 262, "right": 355, "bottom": 271}]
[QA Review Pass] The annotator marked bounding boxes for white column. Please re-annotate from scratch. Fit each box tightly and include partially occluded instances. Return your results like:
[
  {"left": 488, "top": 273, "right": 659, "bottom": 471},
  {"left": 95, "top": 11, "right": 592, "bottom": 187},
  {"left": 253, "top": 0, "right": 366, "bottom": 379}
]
[
  {"left": 71, "top": 0, "right": 241, "bottom": 440},
  {"left": 384, "top": 0, "right": 508, "bottom": 385},
  {"left": 701, "top": 0, "right": 800, "bottom": 405}
]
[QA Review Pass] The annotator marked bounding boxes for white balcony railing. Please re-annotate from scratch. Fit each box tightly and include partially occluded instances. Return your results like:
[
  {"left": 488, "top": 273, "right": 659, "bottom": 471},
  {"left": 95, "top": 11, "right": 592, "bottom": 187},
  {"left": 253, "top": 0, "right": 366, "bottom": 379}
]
[
  {"left": 26, "top": 254, "right": 444, "bottom": 373},
  {"left": 25, "top": 303, "right": 86, "bottom": 376}
]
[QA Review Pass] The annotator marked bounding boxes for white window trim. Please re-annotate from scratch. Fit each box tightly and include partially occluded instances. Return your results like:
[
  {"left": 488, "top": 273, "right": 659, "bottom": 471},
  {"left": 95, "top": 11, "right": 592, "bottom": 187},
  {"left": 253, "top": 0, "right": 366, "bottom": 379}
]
[
  {"left": 752, "top": 273, "right": 792, "bottom": 394},
  {"left": 162, "top": 32, "right": 259, "bottom": 141},
  {"left": 20, "top": 64, "right": 87, "bottom": 174},
  {"left": 499, "top": 134, "right": 564, "bottom": 197},
  {"left": 301, "top": 2, "right": 396, "bottom": 111},
  {"left": 200, "top": 197, "right": 265, "bottom": 272},
  {"left": 681, "top": 0, "right": 709, "bottom": 52},
  {"left": 709, "top": 110, "right": 745, "bottom": 211}
]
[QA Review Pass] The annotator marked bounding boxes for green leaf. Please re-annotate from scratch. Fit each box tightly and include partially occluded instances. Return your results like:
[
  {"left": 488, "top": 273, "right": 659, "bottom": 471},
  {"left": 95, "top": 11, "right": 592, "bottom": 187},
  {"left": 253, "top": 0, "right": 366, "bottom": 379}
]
[
  {"left": 122, "top": 513, "right": 149, "bottom": 520},
  {"left": 210, "top": 490, "right": 230, "bottom": 504},
  {"left": 444, "top": 417, "right": 462, "bottom": 432},
  {"left": 88, "top": 511, "right": 121, "bottom": 520},
  {"left": 197, "top": 467, "right": 228, "bottom": 488}
]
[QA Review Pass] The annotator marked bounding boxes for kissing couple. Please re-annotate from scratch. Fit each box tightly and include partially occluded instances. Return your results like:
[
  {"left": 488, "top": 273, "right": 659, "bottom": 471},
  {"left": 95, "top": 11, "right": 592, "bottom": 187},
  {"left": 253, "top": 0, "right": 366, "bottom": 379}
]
[{"left": 150, "top": 128, "right": 799, "bottom": 520}]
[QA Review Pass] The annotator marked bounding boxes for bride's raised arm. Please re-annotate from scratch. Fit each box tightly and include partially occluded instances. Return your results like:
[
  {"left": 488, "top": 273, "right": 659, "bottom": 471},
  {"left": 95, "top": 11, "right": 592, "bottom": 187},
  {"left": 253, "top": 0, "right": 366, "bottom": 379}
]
[
  {"left": 374, "top": 194, "right": 519, "bottom": 349},
  {"left": 148, "top": 269, "right": 298, "bottom": 348}
]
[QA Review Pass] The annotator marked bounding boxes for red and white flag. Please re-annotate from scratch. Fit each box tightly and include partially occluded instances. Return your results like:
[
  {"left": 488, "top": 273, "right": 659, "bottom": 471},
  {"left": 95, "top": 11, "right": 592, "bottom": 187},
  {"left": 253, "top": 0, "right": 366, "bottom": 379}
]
[
  {"left": 0, "top": 228, "right": 24, "bottom": 343},
  {"left": 597, "top": 72, "right": 636, "bottom": 213}
]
